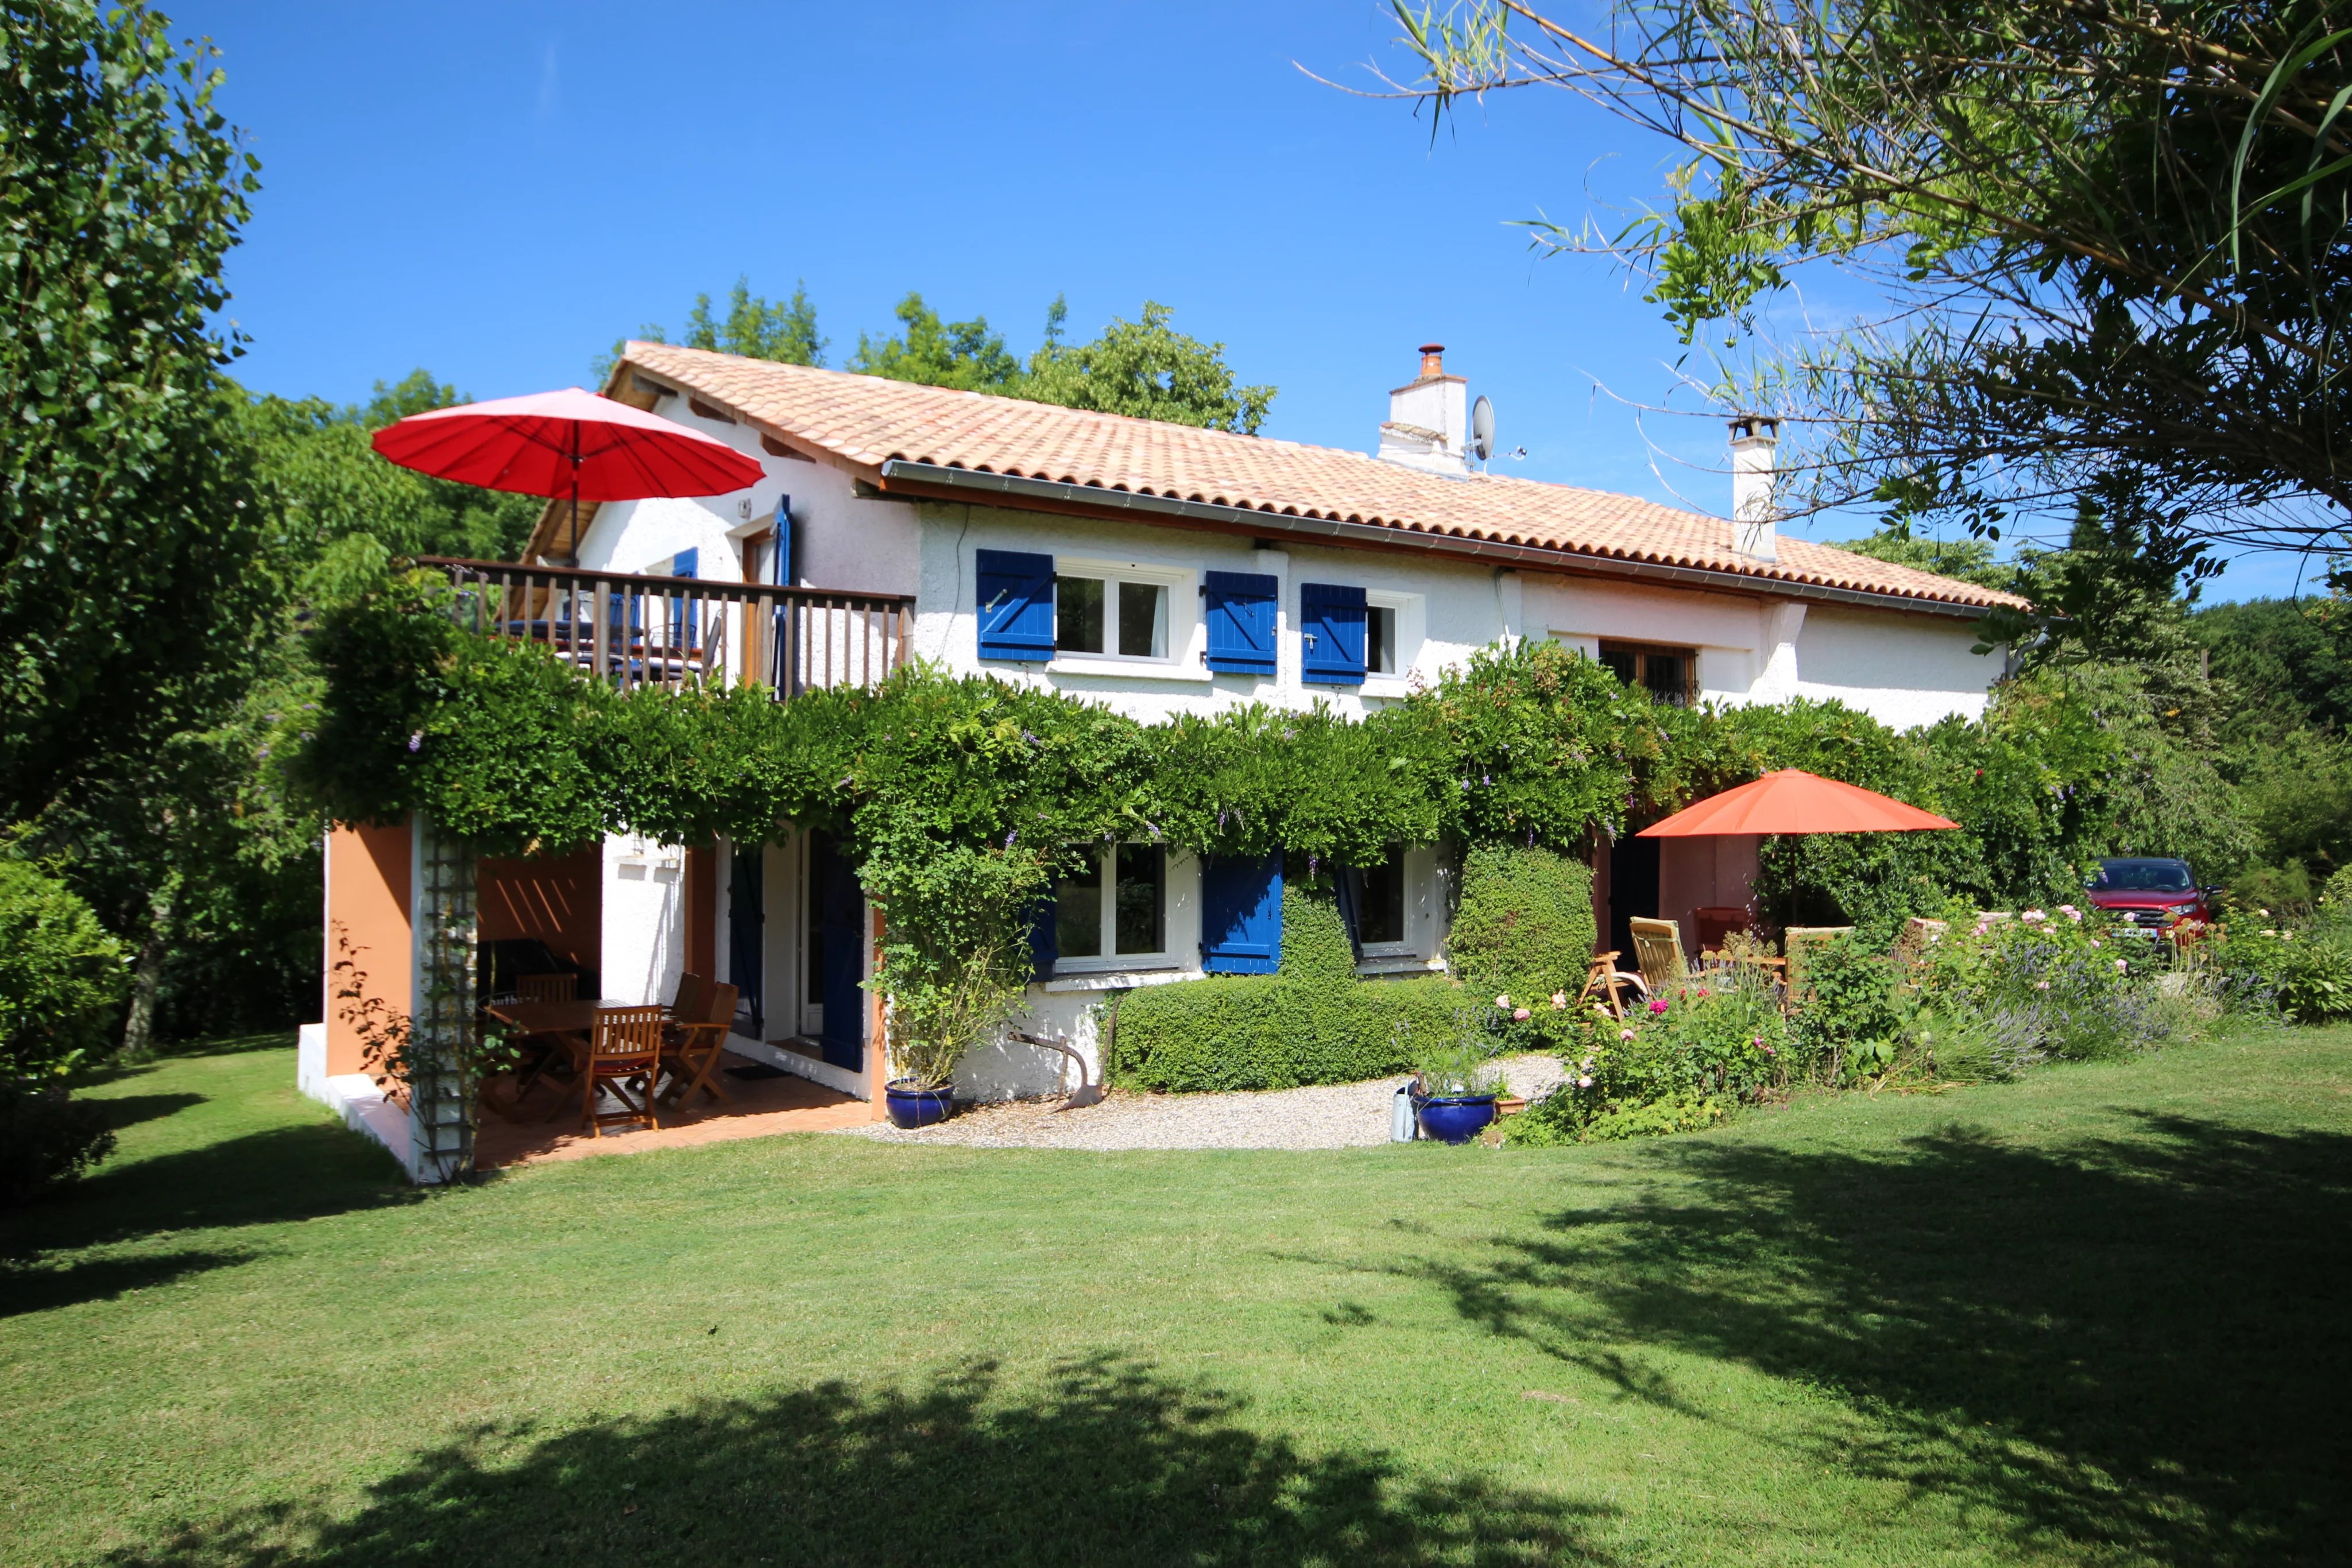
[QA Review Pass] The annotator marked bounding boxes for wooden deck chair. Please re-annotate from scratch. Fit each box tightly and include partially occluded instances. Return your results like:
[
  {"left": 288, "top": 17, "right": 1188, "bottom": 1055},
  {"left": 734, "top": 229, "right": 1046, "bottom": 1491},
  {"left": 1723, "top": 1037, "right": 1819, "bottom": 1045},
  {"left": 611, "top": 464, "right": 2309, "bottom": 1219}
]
[
  {"left": 581, "top": 1005, "right": 666, "bottom": 1137},
  {"left": 1781, "top": 926, "right": 1854, "bottom": 1011},
  {"left": 1627, "top": 917, "right": 1694, "bottom": 999},
  {"left": 1577, "top": 951, "right": 1648, "bottom": 1019},
  {"left": 664, "top": 982, "right": 739, "bottom": 1109}
]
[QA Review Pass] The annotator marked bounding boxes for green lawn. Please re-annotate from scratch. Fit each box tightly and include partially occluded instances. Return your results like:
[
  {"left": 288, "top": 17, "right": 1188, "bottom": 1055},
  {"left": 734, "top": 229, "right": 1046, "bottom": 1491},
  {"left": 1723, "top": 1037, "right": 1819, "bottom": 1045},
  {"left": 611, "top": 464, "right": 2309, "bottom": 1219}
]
[{"left": 3, "top": 1028, "right": 2349, "bottom": 1566}]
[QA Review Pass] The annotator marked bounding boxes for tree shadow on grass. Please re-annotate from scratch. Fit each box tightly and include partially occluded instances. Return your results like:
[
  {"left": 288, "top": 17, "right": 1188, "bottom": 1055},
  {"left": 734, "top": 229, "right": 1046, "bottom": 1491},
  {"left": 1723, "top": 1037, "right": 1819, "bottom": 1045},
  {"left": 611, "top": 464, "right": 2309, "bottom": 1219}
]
[
  {"left": 1403, "top": 1112, "right": 2352, "bottom": 1566},
  {"left": 111, "top": 1354, "right": 1610, "bottom": 1567},
  {"left": 2, "top": 1120, "right": 415, "bottom": 1315}
]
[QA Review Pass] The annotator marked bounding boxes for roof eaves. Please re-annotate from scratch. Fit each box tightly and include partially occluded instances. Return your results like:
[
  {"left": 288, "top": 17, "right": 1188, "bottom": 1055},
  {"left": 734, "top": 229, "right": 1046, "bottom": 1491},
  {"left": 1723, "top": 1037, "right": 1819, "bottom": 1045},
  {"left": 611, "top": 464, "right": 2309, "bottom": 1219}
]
[{"left": 872, "top": 459, "right": 1998, "bottom": 620}]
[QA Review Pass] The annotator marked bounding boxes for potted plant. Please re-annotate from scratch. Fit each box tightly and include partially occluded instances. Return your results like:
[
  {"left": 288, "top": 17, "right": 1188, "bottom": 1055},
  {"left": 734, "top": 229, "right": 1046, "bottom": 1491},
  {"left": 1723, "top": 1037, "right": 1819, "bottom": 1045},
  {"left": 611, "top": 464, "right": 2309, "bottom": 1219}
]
[
  {"left": 870, "top": 849, "right": 1037, "bottom": 1130},
  {"left": 1410, "top": 1039, "right": 1506, "bottom": 1145}
]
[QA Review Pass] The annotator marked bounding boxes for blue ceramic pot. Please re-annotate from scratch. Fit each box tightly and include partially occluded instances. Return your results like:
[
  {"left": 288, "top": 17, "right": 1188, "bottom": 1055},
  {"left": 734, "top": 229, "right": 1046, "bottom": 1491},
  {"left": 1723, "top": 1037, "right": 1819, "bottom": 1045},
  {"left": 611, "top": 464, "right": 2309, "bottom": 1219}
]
[
  {"left": 1415, "top": 1093, "right": 1498, "bottom": 1145},
  {"left": 884, "top": 1080, "right": 955, "bottom": 1129}
]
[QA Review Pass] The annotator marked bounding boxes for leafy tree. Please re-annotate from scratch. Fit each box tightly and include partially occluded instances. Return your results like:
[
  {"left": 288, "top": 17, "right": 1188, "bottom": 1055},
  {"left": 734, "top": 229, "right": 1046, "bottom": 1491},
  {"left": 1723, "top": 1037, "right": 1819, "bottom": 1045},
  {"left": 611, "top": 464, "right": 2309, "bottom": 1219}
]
[
  {"left": 625, "top": 281, "right": 1278, "bottom": 431},
  {"left": 1386, "top": 0, "right": 2352, "bottom": 571},
  {"left": 1828, "top": 532, "right": 2012, "bottom": 593},
  {"left": 849, "top": 292, "right": 1024, "bottom": 391},
  {"left": 2192, "top": 594, "right": 2352, "bottom": 735},
  {"left": 1024, "top": 298, "right": 1275, "bottom": 433},
  {"left": 0, "top": 2, "right": 280, "bottom": 826},
  {"left": 240, "top": 374, "right": 541, "bottom": 562},
  {"left": 685, "top": 276, "right": 826, "bottom": 365}
]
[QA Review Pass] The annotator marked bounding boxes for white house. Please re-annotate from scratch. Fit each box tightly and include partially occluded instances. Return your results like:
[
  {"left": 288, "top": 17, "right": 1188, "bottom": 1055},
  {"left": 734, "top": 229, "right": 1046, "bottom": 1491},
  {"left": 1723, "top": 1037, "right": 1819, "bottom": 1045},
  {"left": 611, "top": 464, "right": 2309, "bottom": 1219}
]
[{"left": 307, "top": 340, "right": 2024, "bottom": 1136}]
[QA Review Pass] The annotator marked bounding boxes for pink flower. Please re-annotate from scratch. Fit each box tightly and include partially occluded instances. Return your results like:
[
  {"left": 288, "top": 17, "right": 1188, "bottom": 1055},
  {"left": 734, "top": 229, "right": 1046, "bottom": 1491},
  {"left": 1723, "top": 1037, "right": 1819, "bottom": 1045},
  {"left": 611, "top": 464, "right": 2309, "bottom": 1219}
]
[
  {"left": 2113, "top": 958, "right": 2128, "bottom": 972},
  {"left": 2022, "top": 908, "right": 2047, "bottom": 923},
  {"left": 2059, "top": 904, "right": 2082, "bottom": 922},
  {"left": 1577, "top": 1075, "right": 1595, "bottom": 1090},
  {"left": 1512, "top": 1006, "right": 1531, "bottom": 1021},
  {"left": 1696, "top": 986, "right": 1711, "bottom": 997},
  {"left": 1494, "top": 994, "right": 1510, "bottom": 1009},
  {"left": 2035, "top": 979, "right": 2051, "bottom": 990},
  {"left": 1618, "top": 1029, "right": 1635, "bottom": 1042},
  {"left": 1761, "top": 1043, "right": 1776, "bottom": 1056},
  {"left": 1550, "top": 992, "right": 1568, "bottom": 1010},
  {"left": 2089, "top": 939, "right": 2102, "bottom": 949},
  {"left": 1648, "top": 998, "right": 1669, "bottom": 1015}
]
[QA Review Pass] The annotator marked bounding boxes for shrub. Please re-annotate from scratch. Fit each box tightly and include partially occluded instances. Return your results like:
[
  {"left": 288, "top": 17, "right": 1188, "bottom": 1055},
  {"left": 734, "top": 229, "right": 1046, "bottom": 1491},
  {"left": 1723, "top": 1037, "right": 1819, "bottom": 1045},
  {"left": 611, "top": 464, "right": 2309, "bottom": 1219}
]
[
  {"left": 1793, "top": 932, "right": 1902, "bottom": 1079},
  {"left": 1447, "top": 844, "right": 1596, "bottom": 1004},
  {"left": 0, "top": 1078, "right": 116, "bottom": 1206},
  {"left": 1508, "top": 965, "right": 1785, "bottom": 1144},
  {"left": 1110, "top": 886, "right": 1484, "bottom": 1091},
  {"left": 0, "top": 854, "right": 128, "bottom": 1079},
  {"left": 2211, "top": 922, "right": 2352, "bottom": 1024}
]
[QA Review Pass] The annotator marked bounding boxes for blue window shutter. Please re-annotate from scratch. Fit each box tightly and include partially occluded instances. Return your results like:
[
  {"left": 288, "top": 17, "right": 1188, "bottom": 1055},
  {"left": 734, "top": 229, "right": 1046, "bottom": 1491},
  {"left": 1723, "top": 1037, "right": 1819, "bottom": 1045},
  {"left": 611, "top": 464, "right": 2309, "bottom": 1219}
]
[
  {"left": 773, "top": 497, "right": 792, "bottom": 586},
  {"left": 671, "top": 547, "right": 699, "bottom": 578},
  {"left": 1204, "top": 571, "right": 1278, "bottom": 675},
  {"left": 1299, "top": 582, "right": 1367, "bottom": 685},
  {"left": 976, "top": 549, "right": 1055, "bottom": 660},
  {"left": 1201, "top": 850, "right": 1283, "bottom": 974},
  {"left": 1027, "top": 891, "right": 1059, "bottom": 981}
]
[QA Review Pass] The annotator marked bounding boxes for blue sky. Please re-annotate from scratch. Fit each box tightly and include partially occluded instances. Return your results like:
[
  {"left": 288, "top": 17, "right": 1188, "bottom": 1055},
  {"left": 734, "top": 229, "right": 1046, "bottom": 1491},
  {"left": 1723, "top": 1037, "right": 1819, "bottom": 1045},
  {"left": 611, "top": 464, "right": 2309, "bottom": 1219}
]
[{"left": 188, "top": 0, "right": 2304, "bottom": 599}]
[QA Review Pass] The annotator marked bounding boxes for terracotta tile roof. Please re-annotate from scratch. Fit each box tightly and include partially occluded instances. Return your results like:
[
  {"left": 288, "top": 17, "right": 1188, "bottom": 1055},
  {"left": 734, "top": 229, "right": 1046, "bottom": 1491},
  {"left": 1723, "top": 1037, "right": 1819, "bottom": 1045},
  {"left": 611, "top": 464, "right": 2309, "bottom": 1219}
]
[{"left": 616, "top": 342, "right": 2026, "bottom": 614}]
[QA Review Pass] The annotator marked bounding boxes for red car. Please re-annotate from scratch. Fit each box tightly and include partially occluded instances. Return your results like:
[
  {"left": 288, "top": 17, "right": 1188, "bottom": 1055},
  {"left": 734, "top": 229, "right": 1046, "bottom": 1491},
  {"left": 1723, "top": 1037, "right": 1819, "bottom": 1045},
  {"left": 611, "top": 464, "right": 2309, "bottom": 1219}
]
[{"left": 2084, "top": 858, "right": 2219, "bottom": 932}]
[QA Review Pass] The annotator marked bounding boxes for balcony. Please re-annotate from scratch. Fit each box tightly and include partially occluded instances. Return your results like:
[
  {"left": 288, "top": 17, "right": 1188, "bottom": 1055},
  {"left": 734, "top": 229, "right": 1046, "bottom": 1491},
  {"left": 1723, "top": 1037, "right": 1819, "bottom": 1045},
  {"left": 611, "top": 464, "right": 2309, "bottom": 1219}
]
[{"left": 420, "top": 556, "right": 915, "bottom": 695}]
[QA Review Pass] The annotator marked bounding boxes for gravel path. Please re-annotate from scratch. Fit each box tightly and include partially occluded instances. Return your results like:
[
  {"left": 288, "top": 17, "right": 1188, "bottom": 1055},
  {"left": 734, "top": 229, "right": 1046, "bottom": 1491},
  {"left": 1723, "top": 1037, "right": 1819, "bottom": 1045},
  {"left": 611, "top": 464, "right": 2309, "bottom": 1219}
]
[{"left": 841, "top": 1053, "right": 1568, "bottom": 1151}]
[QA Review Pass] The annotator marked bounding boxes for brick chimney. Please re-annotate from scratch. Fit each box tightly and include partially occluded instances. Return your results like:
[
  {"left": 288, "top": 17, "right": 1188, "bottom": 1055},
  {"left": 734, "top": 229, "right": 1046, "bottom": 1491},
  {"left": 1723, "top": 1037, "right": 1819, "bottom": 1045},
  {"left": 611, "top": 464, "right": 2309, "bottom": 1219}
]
[
  {"left": 1728, "top": 415, "right": 1778, "bottom": 562},
  {"left": 1377, "top": 343, "right": 1469, "bottom": 476}
]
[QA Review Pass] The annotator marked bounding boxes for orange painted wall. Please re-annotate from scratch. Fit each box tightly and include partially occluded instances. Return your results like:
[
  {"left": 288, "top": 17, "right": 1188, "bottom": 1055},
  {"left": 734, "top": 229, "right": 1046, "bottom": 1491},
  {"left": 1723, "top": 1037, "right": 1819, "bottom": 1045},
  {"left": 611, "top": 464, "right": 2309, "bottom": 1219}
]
[
  {"left": 478, "top": 845, "right": 602, "bottom": 973},
  {"left": 324, "top": 820, "right": 412, "bottom": 1078}
]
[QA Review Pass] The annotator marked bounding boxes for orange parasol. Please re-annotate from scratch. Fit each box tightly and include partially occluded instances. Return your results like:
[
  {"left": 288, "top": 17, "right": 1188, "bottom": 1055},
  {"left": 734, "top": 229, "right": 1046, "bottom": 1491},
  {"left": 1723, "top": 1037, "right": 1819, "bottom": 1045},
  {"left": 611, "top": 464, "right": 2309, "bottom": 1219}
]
[{"left": 1637, "top": 769, "right": 1959, "bottom": 837}]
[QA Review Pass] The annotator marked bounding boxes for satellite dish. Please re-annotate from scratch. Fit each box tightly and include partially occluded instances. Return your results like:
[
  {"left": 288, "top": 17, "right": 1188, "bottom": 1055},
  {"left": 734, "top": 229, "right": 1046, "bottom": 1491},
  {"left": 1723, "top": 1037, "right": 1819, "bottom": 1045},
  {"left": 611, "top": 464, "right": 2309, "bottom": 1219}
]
[{"left": 1470, "top": 395, "right": 1495, "bottom": 462}]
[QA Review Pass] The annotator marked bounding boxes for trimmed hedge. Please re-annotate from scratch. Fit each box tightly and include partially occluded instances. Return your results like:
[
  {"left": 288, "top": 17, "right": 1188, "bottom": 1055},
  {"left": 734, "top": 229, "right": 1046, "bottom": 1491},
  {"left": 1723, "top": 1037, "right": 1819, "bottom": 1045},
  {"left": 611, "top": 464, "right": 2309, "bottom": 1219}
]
[
  {"left": 1446, "top": 843, "right": 1596, "bottom": 1004},
  {"left": 1109, "top": 885, "right": 1478, "bottom": 1091}
]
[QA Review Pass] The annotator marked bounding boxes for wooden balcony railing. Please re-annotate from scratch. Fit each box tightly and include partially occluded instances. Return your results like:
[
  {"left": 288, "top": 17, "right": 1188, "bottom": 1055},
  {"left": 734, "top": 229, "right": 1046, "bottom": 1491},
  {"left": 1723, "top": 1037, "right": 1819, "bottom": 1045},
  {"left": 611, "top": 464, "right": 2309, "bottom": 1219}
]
[{"left": 419, "top": 557, "right": 914, "bottom": 696}]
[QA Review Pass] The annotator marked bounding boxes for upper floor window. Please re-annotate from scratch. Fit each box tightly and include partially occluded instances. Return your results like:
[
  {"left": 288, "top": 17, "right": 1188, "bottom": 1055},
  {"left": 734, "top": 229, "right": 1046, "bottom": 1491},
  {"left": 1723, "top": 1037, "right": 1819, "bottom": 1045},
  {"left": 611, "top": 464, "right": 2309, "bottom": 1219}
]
[
  {"left": 1057, "top": 574, "right": 1169, "bottom": 660},
  {"left": 1366, "top": 604, "right": 1398, "bottom": 676},
  {"left": 1600, "top": 640, "right": 1696, "bottom": 707}
]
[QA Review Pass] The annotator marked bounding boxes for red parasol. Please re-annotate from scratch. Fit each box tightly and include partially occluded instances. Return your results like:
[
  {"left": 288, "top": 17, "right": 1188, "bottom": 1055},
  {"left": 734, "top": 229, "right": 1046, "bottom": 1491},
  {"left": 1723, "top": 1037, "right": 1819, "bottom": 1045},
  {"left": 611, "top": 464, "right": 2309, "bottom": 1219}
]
[
  {"left": 1637, "top": 769, "right": 1958, "bottom": 837},
  {"left": 370, "top": 386, "right": 764, "bottom": 557}
]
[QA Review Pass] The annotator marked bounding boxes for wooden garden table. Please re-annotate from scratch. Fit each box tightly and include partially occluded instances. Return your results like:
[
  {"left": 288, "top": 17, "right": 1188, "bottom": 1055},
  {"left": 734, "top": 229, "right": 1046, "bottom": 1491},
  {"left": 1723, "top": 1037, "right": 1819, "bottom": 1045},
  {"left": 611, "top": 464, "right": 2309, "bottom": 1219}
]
[{"left": 482, "top": 997, "right": 643, "bottom": 1122}]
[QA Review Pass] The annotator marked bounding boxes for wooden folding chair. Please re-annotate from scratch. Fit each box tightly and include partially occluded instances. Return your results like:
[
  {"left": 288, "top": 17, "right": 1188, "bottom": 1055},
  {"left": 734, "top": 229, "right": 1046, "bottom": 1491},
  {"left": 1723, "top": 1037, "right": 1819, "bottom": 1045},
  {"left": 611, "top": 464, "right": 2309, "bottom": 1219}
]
[
  {"left": 671, "top": 971, "right": 709, "bottom": 1027},
  {"left": 1577, "top": 950, "right": 1647, "bottom": 1018},
  {"left": 663, "top": 982, "right": 739, "bottom": 1109},
  {"left": 580, "top": 1005, "right": 666, "bottom": 1137},
  {"left": 507, "top": 972, "right": 582, "bottom": 1104},
  {"left": 1628, "top": 917, "right": 1695, "bottom": 1000}
]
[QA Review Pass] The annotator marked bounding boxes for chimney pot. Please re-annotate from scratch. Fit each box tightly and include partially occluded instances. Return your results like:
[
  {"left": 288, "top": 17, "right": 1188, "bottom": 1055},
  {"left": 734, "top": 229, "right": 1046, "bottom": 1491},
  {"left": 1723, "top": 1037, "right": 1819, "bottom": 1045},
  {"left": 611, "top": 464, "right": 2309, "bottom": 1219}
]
[{"left": 1418, "top": 343, "right": 1446, "bottom": 380}]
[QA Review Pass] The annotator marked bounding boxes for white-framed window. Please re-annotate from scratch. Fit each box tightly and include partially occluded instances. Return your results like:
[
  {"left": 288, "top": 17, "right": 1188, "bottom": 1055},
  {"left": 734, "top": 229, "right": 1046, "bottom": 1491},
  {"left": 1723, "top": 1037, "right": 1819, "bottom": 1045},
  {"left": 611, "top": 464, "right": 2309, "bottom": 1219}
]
[
  {"left": 1054, "top": 566, "right": 1173, "bottom": 660},
  {"left": 1363, "top": 590, "right": 1424, "bottom": 687},
  {"left": 1054, "top": 844, "right": 1169, "bottom": 967}
]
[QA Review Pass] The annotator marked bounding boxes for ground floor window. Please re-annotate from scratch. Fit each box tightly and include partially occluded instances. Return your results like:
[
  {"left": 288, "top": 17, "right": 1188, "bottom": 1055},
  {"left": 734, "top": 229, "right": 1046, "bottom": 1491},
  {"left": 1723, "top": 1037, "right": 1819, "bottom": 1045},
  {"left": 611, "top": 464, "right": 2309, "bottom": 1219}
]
[
  {"left": 1054, "top": 844, "right": 1166, "bottom": 962},
  {"left": 1599, "top": 640, "right": 1696, "bottom": 707},
  {"left": 1357, "top": 846, "right": 1407, "bottom": 947}
]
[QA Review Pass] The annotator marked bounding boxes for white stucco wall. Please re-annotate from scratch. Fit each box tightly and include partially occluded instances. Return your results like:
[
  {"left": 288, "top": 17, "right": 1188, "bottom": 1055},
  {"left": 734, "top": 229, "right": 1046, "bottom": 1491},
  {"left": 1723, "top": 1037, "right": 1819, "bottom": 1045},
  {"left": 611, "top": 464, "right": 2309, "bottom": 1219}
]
[
  {"left": 1793, "top": 603, "right": 1996, "bottom": 727},
  {"left": 908, "top": 504, "right": 1513, "bottom": 723},
  {"left": 1528, "top": 574, "right": 1994, "bottom": 728},
  {"left": 601, "top": 833, "right": 685, "bottom": 1006},
  {"left": 572, "top": 394, "right": 918, "bottom": 597}
]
